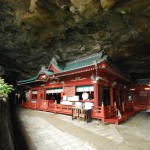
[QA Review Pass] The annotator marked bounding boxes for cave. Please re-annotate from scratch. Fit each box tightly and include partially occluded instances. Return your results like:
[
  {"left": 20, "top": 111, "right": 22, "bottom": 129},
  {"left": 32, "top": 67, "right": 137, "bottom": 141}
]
[{"left": 0, "top": 0, "right": 150, "bottom": 149}]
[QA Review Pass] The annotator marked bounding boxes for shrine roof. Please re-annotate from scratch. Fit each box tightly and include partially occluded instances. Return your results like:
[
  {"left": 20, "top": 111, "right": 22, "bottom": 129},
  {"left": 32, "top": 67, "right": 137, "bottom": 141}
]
[
  {"left": 58, "top": 51, "right": 108, "bottom": 73},
  {"left": 17, "top": 51, "right": 108, "bottom": 84},
  {"left": 39, "top": 69, "right": 53, "bottom": 76},
  {"left": 17, "top": 51, "right": 130, "bottom": 84},
  {"left": 55, "top": 51, "right": 130, "bottom": 82},
  {"left": 48, "top": 58, "right": 64, "bottom": 72}
]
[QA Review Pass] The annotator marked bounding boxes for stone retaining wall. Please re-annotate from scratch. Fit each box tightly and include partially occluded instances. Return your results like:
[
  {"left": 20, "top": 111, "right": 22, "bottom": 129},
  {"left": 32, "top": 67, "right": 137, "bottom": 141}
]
[{"left": 0, "top": 99, "right": 14, "bottom": 150}]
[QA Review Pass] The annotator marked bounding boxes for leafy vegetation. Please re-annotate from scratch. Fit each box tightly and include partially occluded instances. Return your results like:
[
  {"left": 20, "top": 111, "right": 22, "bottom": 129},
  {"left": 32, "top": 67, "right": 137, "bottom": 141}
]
[{"left": 0, "top": 77, "right": 13, "bottom": 98}]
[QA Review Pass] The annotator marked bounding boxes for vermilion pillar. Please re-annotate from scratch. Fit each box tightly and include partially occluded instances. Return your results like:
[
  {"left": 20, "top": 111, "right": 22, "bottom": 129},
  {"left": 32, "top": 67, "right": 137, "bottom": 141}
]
[
  {"left": 30, "top": 90, "right": 32, "bottom": 101},
  {"left": 93, "top": 82, "right": 98, "bottom": 106}
]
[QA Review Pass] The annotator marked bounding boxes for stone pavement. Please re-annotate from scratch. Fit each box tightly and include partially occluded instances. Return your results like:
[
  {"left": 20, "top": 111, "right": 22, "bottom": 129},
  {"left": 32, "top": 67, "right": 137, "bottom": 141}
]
[{"left": 16, "top": 108, "right": 150, "bottom": 150}]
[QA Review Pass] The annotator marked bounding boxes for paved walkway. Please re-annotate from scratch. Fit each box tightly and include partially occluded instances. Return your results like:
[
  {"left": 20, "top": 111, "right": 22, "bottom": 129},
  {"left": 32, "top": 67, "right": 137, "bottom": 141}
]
[{"left": 16, "top": 108, "right": 150, "bottom": 150}]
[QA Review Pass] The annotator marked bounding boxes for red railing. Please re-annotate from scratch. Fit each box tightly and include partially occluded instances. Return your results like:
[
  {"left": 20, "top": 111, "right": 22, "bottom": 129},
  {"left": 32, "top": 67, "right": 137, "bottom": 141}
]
[
  {"left": 54, "top": 104, "right": 72, "bottom": 115},
  {"left": 104, "top": 105, "right": 117, "bottom": 119},
  {"left": 30, "top": 101, "right": 37, "bottom": 109},
  {"left": 91, "top": 105, "right": 117, "bottom": 121},
  {"left": 22, "top": 100, "right": 147, "bottom": 125},
  {"left": 47, "top": 102, "right": 55, "bottom": 112},
  {"left": 22, "top": 101, "right": 31, "bottom": 108},
  {"left": 91, "top": 106, "right": 103, "bottom": 118},
  {"left": 122, "top": 101, "right": 134, "bottom": 113},
  {"left": 133, "top": 100, "right": 149, "bottom": 111}
]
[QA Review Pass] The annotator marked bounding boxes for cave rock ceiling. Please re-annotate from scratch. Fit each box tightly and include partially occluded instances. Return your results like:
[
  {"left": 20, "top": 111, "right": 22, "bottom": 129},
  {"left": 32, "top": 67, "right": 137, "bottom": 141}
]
[{"left": 0, "top": 0, "right": 150, "bottom": 82}]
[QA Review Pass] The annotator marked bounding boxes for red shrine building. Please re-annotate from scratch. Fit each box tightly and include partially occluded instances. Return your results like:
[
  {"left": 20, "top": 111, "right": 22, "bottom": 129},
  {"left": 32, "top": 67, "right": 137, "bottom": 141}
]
[
  {"left": 129, "top": 79, "right": 150, "bottom": 111},
  {"left": 17, "top": 51, "right": 150, "bottom": 125}
]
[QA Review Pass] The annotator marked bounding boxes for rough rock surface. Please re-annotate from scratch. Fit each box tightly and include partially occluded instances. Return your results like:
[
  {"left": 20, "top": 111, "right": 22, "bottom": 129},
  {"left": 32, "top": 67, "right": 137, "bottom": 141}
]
[{"left": 0, "top": 0, "right": 150, "bottom": 82}]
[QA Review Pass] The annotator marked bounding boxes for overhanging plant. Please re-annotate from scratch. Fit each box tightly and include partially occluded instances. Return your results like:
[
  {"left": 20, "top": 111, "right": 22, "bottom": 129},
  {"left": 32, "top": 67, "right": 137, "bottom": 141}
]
[{"left": 0, "top": 77, "right": 13, "bottom": 101}]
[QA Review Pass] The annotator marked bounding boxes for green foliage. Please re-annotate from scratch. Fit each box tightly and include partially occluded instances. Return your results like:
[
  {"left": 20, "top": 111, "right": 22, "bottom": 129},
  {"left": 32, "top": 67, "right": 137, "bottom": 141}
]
[{"left": 0, "top": 77, "right": 13, "bottom": 98}]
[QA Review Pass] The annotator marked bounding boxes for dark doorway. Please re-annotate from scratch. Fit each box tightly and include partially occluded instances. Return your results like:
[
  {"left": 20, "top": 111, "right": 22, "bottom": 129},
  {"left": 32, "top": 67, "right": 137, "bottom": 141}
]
[
  {"left": 46, "top": 93, "right": 61, "bottom": 104},
  {"left": 103, "top": 87, "right": 110, "bottom": 106}
]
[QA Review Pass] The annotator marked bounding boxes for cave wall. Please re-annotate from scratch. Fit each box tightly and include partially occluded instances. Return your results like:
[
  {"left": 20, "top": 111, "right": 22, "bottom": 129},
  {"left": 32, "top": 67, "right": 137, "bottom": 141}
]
[{"left": 0, "top": 99, "right": 14, "bottom": 150}]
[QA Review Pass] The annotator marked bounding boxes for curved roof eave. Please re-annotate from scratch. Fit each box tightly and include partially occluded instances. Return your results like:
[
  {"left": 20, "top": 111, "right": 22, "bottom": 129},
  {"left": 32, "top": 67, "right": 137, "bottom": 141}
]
[
  {"left": 17, "top": 70, "right": 53, "bottom": 84},
  {"left": 17, "top": 75, "right": 38, "bottom": 84}
]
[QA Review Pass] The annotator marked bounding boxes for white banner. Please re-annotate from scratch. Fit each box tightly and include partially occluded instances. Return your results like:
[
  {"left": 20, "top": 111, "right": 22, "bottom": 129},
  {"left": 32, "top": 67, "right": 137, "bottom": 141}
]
[
  {"left": 76, "top": 86, "right": 93, "bottom": 92},
  {"left": 46, "top": 88, "right": 63, "bottom": 94}
]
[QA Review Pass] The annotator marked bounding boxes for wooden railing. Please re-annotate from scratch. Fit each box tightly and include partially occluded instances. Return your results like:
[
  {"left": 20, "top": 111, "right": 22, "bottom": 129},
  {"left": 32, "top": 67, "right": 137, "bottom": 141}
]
[
  {"left": 36, "top": 101, "right": 41, "bottom": 110},
  {"left": 54, "top": 104, "right": 72, "bottom": 115},
  {"left": 22, "top": 100, "right": 72, "bottom": 114},
  {"left": 91, "top": 105, "right": 117, "bottom": 121},
  {"left": 134, "top": 100, "right": 148, "bottom": 106},
  {"left": 54, "top": 104, "right": 62, "bottom": 113},
  {"left": 122, "top": 101, "right": 134, "bottom": 113},
  {"left": 62, "top": 105, "right": 72, "bottom": 114},
  {"left": 22, "top": 100, "right": 146, "bottom": 125},
  {"left": 104, "top": 105, "right": 117, "bottom": 119},
  {"left": 47, "top": 102, "right": 55, "bottom": 112},
  {"left": 22, "top": 101, "right": 31, "bottom": 108},
  {"left": 133, "top": 100, "right": 149, "bottom": 111},
  {"left": 91, "top": 106, "right": 103, "bottom": 118},
  {"left": 30, "top": 101, "right": 37, "bottom": 109}
]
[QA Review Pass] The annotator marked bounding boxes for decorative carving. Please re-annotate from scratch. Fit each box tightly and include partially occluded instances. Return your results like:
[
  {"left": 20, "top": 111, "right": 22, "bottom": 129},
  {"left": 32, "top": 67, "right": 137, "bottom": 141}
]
[
  {"left": 41, "top": 74, "right": 47, "bottom": 80},
  {"left": 41, "top": 65, "right": 46, "bottom": 71},
  {"left": 51, "top": 58, "right": 58, "bottom": 66}
]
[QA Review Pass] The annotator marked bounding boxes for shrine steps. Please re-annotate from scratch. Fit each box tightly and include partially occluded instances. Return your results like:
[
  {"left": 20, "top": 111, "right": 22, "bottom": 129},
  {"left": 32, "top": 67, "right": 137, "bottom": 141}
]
[
  {"left": 103, "top": 117, "right": 124, "bottom": 125},
  {"left": 102, "top": 110, "right": 139, "bottom": 125}
]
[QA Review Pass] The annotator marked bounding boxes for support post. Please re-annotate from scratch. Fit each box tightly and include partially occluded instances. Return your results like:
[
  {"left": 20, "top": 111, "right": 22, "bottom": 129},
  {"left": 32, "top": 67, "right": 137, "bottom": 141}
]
[
  {"left": 101, "top": 102, "right": 105, "bottom": 122},
  {"left": 93, "top": 82, "right": 98, "bottom": 107},
  {"left": 122, "top": 102, "right": 125, "bottom": 112},
  {"left": 30, "top": 90, "right": 32, "bottom": 101}
]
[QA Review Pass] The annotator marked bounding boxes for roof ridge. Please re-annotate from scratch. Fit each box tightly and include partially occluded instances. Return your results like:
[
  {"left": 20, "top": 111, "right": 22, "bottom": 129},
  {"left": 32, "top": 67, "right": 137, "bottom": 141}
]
[{"left": 66, "top": 51, "right": 103, "bottom": 65}]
